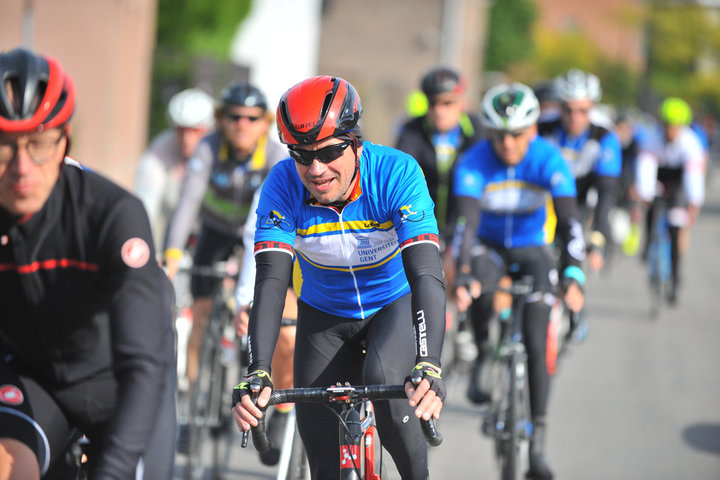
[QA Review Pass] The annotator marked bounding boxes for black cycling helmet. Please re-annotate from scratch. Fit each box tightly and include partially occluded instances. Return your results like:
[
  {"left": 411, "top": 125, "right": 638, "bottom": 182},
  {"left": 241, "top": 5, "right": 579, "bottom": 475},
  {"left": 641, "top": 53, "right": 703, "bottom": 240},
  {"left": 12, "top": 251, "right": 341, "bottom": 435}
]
[
  {"left": 220, "top": 81, "right": 268, "bottom": 112},
  {"left": 0, "top": 47, "right": 76, "bottom": 133},
  {"left": 532, "top": 80, "right": 557, "bottom": 105},
  {"left": 277, "top": 75, "right": 362, "bottom": 146},
  {"left": 420, "top": 66, "right": 465, "bottom": 98}
]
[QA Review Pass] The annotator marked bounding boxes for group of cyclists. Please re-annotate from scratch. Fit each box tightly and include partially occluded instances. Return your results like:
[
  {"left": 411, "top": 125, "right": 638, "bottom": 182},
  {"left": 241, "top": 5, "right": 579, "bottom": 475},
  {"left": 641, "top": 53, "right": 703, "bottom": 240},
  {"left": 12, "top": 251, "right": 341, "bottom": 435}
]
[{"left": 0, "top": 45, "right": 710, "bottom": 480}]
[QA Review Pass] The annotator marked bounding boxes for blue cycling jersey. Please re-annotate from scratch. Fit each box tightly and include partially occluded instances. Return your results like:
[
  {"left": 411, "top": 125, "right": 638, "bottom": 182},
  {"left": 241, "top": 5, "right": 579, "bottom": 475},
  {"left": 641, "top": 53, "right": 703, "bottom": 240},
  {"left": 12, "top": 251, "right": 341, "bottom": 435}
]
[
  {"left": 254, "top": 141, "right": 439, "bottom": 319},
  {"left": 453, "top": 136, "right": 577, "bottom": 248},
  {"left": 541, "top": 121, "right": 622, "bottom": 179}
]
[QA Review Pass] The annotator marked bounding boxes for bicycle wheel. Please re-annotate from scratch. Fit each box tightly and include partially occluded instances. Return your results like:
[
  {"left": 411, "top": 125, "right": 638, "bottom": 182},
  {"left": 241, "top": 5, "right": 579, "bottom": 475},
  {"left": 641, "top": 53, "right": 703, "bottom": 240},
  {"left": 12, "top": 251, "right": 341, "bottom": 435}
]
[
  {"left": 286, "top": 425, "right": 309, "bottom": 480},
  {"left": 648, "top": 204, "right": 670, "bottom": 318},
  {"left": 276, "top": 409, "right": 309, "bottom": 480},
  {"left": 498, "top": 351, "right": 529, "bottom": 480},
  {"left": 185, "top": 313, "right": 231, "bottom": 479}
]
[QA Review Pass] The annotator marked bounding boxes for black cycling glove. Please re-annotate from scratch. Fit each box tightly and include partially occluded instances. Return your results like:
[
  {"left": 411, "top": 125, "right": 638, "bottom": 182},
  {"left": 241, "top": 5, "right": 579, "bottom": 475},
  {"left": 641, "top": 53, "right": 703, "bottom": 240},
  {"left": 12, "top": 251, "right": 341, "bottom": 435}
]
[
  {"left": 232, "top": 369, "right": 274, "bottom": 406},
  {"left": 407, "top": 361, "right": 446, "bottom": 402},
  {"left": 454, "top": 271, "right": 475, "bottom": 291}
]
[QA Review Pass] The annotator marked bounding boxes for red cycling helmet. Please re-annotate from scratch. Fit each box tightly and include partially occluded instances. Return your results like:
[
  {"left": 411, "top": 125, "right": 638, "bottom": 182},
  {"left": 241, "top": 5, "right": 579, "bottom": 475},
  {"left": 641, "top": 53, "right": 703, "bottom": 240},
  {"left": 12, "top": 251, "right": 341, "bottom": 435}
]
[
  {"left": 0, "top": 47, "right": 76, "bottom": 133},
  {"left": 276, "top": 76, "right": 362, "bottom": 146}
]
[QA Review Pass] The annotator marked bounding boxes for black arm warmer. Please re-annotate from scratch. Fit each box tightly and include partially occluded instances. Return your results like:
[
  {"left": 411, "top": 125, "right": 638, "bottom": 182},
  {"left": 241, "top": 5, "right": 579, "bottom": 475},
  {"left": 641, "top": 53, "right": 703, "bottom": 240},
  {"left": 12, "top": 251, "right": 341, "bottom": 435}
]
[
  {"left": 401, "top": 242, "right": 446, "bottom": 366},
  {"left": 554, "top": 196, "right": 585, "bottom": 270},
  {"left": 247, "top": 250, "right": 294, "bottom": 374},
  {"left": 590, "top": 175, "right": 619, "bottom": 250},
  {"left": 454, "top": 195, "right": 482, "bottom": 269}
]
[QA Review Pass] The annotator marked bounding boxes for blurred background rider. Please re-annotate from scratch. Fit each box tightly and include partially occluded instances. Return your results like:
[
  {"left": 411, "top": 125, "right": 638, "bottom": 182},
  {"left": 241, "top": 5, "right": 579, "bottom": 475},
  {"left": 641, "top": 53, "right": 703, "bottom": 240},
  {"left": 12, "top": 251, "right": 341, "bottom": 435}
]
[{"left": 134, "top": 88, "right": 215, "bottom": 253}]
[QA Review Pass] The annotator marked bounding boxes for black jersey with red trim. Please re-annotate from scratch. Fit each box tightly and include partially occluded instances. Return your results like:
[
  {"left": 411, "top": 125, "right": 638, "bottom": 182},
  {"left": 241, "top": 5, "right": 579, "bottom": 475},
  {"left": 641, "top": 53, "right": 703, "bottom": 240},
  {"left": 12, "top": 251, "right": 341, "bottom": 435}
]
[{"left": 0, "top": 159, "right": 175, "bottom": 478}]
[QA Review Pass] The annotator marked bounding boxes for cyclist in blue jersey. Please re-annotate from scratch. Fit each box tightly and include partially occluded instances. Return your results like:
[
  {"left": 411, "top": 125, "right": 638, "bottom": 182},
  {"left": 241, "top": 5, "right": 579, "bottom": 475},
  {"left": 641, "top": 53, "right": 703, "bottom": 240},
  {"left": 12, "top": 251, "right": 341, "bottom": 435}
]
[
  {"left": 232, "top": 76, "right": 446, "bottom": 480},
  {"left": 538, "top": 69, "right": 622, "bottom": 272},
  {"left": 453, "top": 83, "right": 586, "bottom": 480}
]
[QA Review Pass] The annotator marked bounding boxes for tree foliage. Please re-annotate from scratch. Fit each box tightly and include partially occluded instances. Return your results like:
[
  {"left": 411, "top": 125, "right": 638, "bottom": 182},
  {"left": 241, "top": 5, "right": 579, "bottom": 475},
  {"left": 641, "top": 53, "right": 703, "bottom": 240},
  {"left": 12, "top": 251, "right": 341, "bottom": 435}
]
[
  {"left": 484, "top": 0, "right": 536, "bottom": 71},
  {"left": 148, "top": 0, "right": 252, "bottom": 137},
  {"left": 645, "top": 1, "right": 720, "bottom": 115},
  {"left": 481, "top": 0, "right": 720, "bottom": 116},
  {"left": 155, "top": 0, "right": 252, "bottom": 57}
]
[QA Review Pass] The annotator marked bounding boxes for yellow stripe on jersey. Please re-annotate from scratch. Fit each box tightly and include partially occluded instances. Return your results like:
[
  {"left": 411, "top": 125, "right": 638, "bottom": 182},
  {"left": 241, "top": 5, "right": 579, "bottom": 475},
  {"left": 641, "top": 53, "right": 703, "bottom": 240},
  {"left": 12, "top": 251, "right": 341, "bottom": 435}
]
[
  {"left": 544, "top": 196, "right": 557, "bottom": 244},
  {"left": 483, "top": 180, "right": 547, "bottom": 195},
  {"left": 297, "top": 219, "right": 394, "bottom": 236}
]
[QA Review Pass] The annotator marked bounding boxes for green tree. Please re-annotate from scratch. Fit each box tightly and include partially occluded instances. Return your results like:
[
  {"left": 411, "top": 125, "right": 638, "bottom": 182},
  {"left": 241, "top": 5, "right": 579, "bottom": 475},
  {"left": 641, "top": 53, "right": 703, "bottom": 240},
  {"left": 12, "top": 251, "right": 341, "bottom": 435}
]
[
  {"left": 644, "top": 1, "right": 720, "bottom": 114},
  {"left": 149, "top": 0, "right": 252, "bottom": 137},
  {"left": 484, "top": 0, "right": 536, "bottom": 71}
]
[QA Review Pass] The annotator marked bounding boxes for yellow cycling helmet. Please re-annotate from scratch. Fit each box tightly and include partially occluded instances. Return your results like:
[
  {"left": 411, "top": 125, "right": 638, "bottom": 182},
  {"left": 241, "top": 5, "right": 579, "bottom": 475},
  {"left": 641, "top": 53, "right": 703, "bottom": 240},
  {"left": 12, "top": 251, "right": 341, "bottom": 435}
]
[
  {"left": 659, "top": 97, "right": 692, "bottom": 126},
  {"left": 406, "top": 89, "right": 428, "bottom": 118}
]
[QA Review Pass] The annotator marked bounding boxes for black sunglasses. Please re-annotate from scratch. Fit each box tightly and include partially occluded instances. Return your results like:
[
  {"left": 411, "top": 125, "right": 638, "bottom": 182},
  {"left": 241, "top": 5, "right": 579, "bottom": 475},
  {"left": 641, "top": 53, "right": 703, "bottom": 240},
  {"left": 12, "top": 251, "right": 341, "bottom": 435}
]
[
  {"left": 561, "top": 105, "right": 590, "bottom": 115},
  {"left": 288, "top": 141, "right": 352, "bottom": 166},
  {"left": 226, "top": 113, "right": 261, "bottom": 123},
  {"left": 489, "top": 129, "right": 527, "bottom": 141}
]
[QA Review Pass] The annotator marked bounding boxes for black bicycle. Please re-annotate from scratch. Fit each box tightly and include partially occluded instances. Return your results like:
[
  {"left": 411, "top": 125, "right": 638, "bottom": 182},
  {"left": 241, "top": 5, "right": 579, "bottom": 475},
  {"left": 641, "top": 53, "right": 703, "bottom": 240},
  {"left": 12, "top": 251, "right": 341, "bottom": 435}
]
[
  {"left": 481, "top": 274, "right": 534, "bottom": 480},
  {"left": 178, "top": 262, "right": 245, "bottom": 480},
  {"left": 244, "top": 383, "right": 442, "bottom": 480}
]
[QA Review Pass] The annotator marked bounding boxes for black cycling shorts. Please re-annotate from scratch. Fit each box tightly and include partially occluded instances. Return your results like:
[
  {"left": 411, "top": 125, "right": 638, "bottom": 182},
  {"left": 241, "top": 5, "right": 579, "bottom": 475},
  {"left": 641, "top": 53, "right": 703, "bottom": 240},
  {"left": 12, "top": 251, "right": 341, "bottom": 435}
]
[
  {"left": 0, "top": 356, "right": 176, "bottom": 478},
  {"left": 191, "top": 225, "right": 242, "bottom": 298},
  {"left": 292, "top": 294, "right": 429, "bottom": 480},
  {"left": 0, "top": 360, "right": 73, "bottom": 476}
]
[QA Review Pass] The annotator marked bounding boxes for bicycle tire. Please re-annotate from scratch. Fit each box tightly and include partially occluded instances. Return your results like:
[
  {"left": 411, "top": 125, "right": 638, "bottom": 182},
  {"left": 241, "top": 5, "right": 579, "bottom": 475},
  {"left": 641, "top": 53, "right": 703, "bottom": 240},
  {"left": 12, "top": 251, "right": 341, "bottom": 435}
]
[
  {"left": 499, "top": 353, "right": 519, "bottom": 480},
  {"left": 648, "top": 201, "right": 671, "bottom": 318},
  {"left": 185, "top": 305, "right": 233, "bottom": 480},
  {"left": 285, "top": 425, "right": 309, "bottom": 480},
  {"left": 276, "top": 409, "right": 309, "bottom": 480}
]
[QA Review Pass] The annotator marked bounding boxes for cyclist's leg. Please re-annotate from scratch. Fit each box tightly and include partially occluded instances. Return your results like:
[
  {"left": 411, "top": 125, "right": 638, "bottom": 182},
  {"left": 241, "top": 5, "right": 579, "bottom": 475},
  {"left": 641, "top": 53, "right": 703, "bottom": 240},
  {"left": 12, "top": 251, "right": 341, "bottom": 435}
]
[
  {"left": 467, "top": 246, "right": 505, "bottom": 404},
  {"left": 293, "top": 301, "right": 365, "bottom": 479},
  {"left": 187, "top": 226, "right": 238, "bottom": 384},
  {"left": 363, "top": 293, "right": 427, "bottom": 480},
  {"left": 0, "top": 359, "right": 72, "bottom": 479},
  {"left": 667, "top": 186, "right": 690, "bottom": 303},
  {"left": 0, "top": 439, "right": 38, "bottom": 480},
  {"left": 260, "top": 288, "right": 297, "bottom": 466},
  {"left": 511, "top": 247, "right": 555, "bottom": 480},
  {"left": 272, "top": 287, "right": 298, "bottom": 390}
]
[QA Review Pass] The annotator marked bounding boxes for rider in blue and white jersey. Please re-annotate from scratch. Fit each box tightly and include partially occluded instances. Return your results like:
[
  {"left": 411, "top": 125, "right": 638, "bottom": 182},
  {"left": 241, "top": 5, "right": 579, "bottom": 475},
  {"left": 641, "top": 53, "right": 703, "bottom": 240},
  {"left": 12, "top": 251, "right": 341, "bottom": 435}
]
[
  {"left": 454, "top": 82, "right": 586, "bottom": 480},
  {"left": 232, "top": 76, "right": 446, "bottom": 480},
  {"left": 539, "top": 69, "right": 622, "bottom": 272}
]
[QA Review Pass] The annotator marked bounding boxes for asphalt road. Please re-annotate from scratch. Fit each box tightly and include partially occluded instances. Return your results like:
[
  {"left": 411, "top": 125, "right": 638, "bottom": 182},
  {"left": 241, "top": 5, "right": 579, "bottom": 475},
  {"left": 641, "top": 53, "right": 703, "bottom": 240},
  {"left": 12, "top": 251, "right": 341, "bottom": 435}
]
[{"left": 174, "top": 173, "right": 720, "bottom": 480}]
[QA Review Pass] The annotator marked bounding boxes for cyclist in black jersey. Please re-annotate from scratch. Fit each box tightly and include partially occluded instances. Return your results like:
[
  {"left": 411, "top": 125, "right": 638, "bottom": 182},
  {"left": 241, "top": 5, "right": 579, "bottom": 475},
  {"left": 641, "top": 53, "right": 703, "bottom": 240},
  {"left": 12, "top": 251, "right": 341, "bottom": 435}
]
[
  {"left": 162, "top": 82, "right": 287, "bottom": 387},
  {"left": 0, "top": 47, "right": 176, "bottom": 480},
  {"left": 395, "top": 66, "right": 483, "bottom": 239}
]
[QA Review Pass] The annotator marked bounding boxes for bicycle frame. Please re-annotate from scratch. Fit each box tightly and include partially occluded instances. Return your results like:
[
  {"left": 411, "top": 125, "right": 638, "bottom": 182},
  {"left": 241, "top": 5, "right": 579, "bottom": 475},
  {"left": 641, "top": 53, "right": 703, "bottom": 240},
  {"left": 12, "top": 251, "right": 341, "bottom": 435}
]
[
  {"left": 180, "top": 263, "right": 240, "bottom": 480},
  {"left": 647, "top": 196, "right": 671, "bottom": 318},
  {"left": 484, "top": 276, "right": 533, "bottom": 480}
]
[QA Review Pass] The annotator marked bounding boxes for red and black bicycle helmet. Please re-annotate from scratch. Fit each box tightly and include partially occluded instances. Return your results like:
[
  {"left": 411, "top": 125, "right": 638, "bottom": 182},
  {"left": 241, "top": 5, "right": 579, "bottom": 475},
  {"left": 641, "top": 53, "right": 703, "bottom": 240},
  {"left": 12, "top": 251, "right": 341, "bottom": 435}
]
[
  {"left": 276, "top": 76, "right": 362, "bottom": 146},
  {"left": 0, "top": 47, "right": 76, "bottom": 133}
]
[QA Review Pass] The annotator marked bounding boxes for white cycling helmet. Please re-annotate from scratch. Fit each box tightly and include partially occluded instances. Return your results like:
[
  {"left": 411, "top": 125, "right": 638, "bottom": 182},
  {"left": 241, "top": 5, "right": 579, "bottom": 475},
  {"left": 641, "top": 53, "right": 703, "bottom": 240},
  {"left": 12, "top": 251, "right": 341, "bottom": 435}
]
[
  {"left": 481, "top": 82, "right": 540, "bottom": 131},
  {"left": 166, "top": 88, "right": 215, "bottom": 128},
  {"left": 553, "top": 68, "right": 602, "bottom": 103}
]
